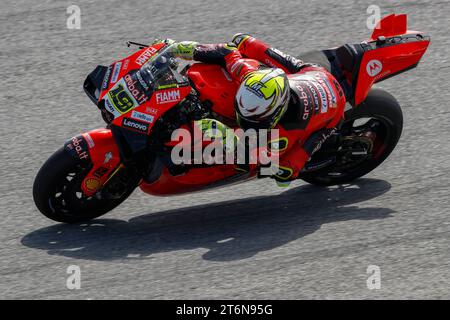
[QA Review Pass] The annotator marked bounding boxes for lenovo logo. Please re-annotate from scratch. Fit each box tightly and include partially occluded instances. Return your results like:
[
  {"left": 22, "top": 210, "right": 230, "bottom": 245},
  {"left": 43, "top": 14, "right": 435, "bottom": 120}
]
[{"left": 122, "top": 118, "right": 149, "bottom": 133}]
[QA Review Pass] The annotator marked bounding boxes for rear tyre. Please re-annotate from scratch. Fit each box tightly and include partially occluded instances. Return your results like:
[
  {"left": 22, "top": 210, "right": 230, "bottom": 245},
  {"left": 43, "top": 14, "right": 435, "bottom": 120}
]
[
  {"left": 33, "top": 147, "right": 138, "bottom": 223},
  {"left": 300, "top": 88, "right": 403, "bottom": 186}
]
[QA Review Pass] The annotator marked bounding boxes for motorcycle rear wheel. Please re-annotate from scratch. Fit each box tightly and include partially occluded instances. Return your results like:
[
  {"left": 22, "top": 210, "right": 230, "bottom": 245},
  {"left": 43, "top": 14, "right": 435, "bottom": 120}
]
[
  {"left": 33, "top": 147, "right": 138, "bottom": 223},
  {"left": 300, "top": 88, "right": 403, "bottom": 186}
]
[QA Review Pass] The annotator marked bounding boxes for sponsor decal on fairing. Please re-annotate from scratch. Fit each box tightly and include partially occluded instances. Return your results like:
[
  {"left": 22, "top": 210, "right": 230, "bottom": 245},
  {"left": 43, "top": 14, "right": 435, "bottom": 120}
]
[
  {"left": 124, "top": 74, "right": 149, "bottom": 105},
  {"left": 70, "top": 136, "right": 89, "bottom": 160},
  {"left": 145, "top": 107, "right": 158, "bottom": 115},
  {"left": 123, "top": 59, "right": 130, "bottom": 70},
  {"left": 108, "top": 81, "right": 136, "bottom": 114},
  {"left": 83, "top": 133, "right": 95, "bottom": 148},
  {"left": 122, "top": 117, "right": 149, "bottom": 133},
  {"left": 131, "top": 110, "right": 154, "bottom": 123},
  {"left": 84, "top": 177, "right": 101, "bottom": 192},
  {"left": 156, "top": 89, "right": 181, "bottom": 104},
  {"left": 104, "top": 97, "right": 119, "bottom": 117},
  {"left": 102, "top": 65, "right": 112, "bottom": 90},
  {"left": 136, "top": 47, "right": 158, "bottom": 66},
  {"left": 103, "top": 152, "right": 113, "bottom": 164},
  {"left": 366, "top": 59, "right": 383, "bottom": 77},
  {"left": 135, "top": 71, "right": 150, "bottom": 90},
  {"left": 111, "top": 61, "right": 122, "bottom": 84}
]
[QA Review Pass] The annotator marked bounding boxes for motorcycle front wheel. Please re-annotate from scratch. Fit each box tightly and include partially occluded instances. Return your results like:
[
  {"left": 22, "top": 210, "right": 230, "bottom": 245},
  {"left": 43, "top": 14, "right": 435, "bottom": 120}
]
[
  {"left": 300, "top": 88, "right": 403, "bottom": 186},
  {"left": 33, "top": 147, "right": 139, "bottom": 223}
]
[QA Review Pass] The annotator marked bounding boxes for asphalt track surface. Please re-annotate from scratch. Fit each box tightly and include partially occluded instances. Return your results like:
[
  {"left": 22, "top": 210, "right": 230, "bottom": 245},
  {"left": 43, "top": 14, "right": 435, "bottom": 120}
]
[{"left": 0, "top": 0, "right": 449, "bottom": 300}]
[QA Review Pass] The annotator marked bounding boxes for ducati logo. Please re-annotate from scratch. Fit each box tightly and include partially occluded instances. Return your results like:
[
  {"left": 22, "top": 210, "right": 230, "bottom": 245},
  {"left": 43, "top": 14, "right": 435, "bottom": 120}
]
[{"left": 366, "top": 59, "right": 383, "bottom": 77}]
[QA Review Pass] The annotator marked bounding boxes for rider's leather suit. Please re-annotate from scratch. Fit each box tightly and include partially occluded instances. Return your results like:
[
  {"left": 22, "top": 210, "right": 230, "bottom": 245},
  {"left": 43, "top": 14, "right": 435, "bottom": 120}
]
[{"left": 172, "top": 35, "right": 346, "bottom": 181}]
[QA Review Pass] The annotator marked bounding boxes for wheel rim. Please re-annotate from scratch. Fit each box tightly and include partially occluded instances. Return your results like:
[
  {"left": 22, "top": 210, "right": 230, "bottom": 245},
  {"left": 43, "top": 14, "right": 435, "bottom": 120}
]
[
  {"left": 48, "top": 164, "right": 105, "bottom": 216},
  {"left": 319, "top": 114, "right": 395, "bottom": 178}
]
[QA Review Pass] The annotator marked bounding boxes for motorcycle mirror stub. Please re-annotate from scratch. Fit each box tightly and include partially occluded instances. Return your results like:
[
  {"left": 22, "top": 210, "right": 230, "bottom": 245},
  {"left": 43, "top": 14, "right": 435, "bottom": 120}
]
[{"left": 126, "top": 40, "right": 149, "bottom": 49}]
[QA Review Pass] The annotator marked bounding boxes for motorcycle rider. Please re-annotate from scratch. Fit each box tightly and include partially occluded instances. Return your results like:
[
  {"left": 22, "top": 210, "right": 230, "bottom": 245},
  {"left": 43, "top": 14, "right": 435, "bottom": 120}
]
[{"left": 166, "top": 34, "right": 346, "bottom": 183}]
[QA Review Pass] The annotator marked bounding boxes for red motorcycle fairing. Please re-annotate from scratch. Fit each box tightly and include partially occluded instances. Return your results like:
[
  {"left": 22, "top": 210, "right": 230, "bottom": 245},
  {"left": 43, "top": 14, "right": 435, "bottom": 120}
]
[
  {"left": 353, "top": 14, "right": 430, "bottom": 106},
  {"left": 110, "top": 85, "right": 192, "bottom": 135},
  {"left": 98, "top": 42, "right": 193, "bottom": 136},
  {"left": 187, "top": 61, "right": 258, "bottom": 121},
  {"left": 76, "top": 44, "right": 250, "bottom": 198},
  {"left": 64, "top": 129, "right": 122, "bottom": 197},
  {"left": 140, "top": 165, "right": 257, "bottom": 196}
]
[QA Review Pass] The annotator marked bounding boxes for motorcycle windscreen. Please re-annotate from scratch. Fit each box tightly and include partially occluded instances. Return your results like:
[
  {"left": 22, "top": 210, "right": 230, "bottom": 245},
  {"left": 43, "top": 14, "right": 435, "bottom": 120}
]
[{"left": 100, "top": 45, "right": 192, "bottom": 134}]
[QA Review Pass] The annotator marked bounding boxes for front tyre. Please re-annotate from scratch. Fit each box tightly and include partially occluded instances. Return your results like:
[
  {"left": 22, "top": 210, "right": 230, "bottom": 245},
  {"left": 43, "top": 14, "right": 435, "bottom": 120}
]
[
  {"left": 300, "top": 88, "right": 403, "bottom": 186},
  {"left": 33, "top": 147, "right": 138, "bottom": 223}
]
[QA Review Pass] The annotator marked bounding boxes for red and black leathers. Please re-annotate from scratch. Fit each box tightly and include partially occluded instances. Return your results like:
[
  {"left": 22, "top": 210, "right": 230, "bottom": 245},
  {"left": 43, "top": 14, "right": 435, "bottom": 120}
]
[{"left": 188, "top": 35, "right": 346, "bottom": 181}]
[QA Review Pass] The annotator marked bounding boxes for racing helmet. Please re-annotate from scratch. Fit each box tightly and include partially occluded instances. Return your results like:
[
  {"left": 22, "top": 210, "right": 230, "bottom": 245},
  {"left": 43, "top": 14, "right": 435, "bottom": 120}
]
[{"left": 235, "top": 68, "right": 290, "bottom": 129}]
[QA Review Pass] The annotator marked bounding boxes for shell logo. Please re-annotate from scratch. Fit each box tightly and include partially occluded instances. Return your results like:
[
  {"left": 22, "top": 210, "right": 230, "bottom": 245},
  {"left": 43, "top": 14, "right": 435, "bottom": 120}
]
[{"left": 85, "top": 178, "right": 101, "bottom": 192}]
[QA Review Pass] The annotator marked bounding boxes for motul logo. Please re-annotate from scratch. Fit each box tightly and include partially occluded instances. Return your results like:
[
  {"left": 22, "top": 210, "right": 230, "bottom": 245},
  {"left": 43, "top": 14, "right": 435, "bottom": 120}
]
[
  {"left": 366, "top": 59, "right": 383, "bottom": 77},
  {"left": 156, "top": 90, "right": 181, "bottom": 104}
]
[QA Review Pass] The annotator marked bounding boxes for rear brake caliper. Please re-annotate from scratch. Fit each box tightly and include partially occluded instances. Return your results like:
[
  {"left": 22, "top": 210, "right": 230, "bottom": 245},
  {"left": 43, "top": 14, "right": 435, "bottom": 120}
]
[{"left": 340, "top": 135, "right": 374, "bottom": 162}]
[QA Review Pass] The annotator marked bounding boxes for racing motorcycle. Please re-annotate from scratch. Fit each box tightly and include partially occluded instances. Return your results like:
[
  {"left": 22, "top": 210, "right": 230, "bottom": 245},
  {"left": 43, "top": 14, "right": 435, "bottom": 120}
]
[{"left": 33, "top": 14, "right": 430, "bottom": 223}]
